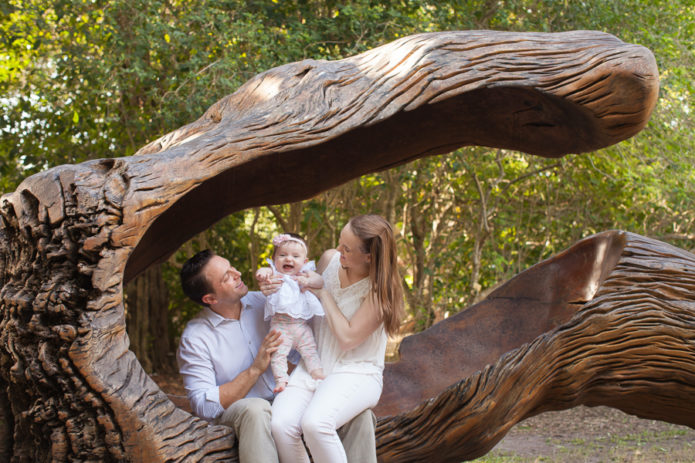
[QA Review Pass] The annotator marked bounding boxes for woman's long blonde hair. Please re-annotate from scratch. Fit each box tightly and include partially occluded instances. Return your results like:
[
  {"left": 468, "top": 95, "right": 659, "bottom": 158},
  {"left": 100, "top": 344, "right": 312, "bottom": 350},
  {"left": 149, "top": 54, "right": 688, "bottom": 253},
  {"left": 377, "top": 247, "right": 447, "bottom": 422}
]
[{"left": 348, "top": 214, "right": 404, "bottom": 336}]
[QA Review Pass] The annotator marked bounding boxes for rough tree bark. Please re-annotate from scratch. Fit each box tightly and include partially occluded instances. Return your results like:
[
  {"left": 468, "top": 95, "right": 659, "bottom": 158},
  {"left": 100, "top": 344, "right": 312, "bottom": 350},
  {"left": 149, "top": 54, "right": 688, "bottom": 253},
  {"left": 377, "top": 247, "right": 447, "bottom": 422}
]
[
  {"left": 376, "top": 231, "right": 695, "bottom": 461},
  {"left": 0, "top": 31, "right": 663, "bottom": 461}
]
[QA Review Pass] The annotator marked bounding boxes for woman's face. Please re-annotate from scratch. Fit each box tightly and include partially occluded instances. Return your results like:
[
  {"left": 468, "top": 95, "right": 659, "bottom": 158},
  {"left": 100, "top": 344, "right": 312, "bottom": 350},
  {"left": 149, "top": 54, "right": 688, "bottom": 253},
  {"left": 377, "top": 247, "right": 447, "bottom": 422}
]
[{"left": 337, "top": 223, "right": 371, "bottom": 271}]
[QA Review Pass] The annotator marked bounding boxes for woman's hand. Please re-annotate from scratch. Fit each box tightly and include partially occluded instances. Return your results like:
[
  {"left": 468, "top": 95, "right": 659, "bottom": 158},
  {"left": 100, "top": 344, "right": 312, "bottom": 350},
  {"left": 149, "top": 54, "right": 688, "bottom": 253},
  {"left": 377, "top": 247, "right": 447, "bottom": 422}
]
[
  {"left": 294, "top": 270, "right": 324, "bottom": 292},
  {"left": 305, "top": 286, "right": 327, "bottom": 298}
]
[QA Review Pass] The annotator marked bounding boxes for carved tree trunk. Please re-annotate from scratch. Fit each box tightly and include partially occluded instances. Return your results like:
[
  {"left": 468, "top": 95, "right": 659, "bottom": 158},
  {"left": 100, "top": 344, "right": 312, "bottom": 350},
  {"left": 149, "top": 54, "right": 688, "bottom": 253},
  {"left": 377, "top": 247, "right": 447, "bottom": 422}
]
[
  {"left": 376, "top": 231, "right": 695, "bottom": 461},
  {"left": 0, "top": 30, "right": 662, "bottom": 461}
]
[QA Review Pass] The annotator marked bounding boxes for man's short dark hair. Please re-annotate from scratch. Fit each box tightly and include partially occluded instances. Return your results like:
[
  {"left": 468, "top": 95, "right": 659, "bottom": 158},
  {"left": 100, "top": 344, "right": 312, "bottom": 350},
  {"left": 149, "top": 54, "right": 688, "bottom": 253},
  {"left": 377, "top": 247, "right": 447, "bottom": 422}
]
[{"left": 180, "top": 249, "right": 215, "bottom": 306}]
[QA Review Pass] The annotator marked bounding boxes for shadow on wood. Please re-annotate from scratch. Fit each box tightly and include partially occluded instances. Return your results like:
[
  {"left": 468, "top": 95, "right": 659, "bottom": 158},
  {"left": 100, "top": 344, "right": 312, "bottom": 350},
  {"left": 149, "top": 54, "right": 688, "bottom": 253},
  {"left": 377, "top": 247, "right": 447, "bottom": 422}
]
[{"left": 0, "top": 30, "right": 664, "bottom": 461}]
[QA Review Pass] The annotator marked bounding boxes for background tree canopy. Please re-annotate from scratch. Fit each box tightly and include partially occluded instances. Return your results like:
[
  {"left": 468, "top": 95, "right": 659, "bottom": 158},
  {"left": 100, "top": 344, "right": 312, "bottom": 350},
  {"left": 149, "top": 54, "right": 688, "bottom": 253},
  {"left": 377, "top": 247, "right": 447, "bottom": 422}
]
[{"left": 2, "top": 0, "right": 693, "bottom": 371}]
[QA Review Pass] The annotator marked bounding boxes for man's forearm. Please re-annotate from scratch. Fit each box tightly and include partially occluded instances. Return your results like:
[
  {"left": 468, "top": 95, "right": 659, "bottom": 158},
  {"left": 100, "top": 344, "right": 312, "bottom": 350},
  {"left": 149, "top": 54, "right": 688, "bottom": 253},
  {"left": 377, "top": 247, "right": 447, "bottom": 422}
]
[{"left": 218, "top": 365, "right": 264, "bottom": 409}]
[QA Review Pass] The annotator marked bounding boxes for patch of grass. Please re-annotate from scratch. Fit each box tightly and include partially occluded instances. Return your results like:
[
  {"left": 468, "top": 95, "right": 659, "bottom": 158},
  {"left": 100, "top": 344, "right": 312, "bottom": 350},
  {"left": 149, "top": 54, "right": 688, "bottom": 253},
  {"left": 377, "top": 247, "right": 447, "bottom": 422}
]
[
  {"left": 470, "top": 453, "right": 531, "bottom": 462},
  {"left": 477, "top": 406, "right": 695, "bottom": 462},
  {"left": 605, "top": 427, "right": 689, "bottom": 448}
]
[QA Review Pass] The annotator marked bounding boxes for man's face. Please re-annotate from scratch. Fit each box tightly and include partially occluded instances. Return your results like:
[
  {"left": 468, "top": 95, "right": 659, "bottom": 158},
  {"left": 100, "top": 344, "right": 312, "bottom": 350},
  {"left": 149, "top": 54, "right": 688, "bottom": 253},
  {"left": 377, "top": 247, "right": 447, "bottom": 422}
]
[{"left": 202, "top": 255, "right": 248, "bottom": 306}]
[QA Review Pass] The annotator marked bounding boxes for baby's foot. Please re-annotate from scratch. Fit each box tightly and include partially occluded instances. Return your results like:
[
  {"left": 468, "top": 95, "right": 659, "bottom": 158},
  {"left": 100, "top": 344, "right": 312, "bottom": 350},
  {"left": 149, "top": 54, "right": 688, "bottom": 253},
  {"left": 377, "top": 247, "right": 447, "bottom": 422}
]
[
  {"left": 274, "top": 381, "right": 287, "bottom": 393},
  {"left": 310, "top": 368, "right": 325, "bottom": 381}
]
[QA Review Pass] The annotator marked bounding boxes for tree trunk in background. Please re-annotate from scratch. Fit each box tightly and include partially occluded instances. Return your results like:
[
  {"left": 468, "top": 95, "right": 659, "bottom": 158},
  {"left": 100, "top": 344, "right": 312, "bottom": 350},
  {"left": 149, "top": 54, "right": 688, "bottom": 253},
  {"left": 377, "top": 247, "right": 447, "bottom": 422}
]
[
  {"left": 126, "top": 264, "right": 173, "bottom": 373},
  {"left": 0, "top": 379, "right": 11, "bottom": 462}
]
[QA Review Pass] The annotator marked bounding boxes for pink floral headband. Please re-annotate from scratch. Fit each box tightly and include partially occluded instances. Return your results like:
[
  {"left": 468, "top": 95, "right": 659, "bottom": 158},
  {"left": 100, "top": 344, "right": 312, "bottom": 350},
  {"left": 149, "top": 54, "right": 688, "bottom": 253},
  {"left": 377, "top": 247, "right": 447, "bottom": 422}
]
[{"left": 272, "top": 234, "right": 307, "bottom": 252}]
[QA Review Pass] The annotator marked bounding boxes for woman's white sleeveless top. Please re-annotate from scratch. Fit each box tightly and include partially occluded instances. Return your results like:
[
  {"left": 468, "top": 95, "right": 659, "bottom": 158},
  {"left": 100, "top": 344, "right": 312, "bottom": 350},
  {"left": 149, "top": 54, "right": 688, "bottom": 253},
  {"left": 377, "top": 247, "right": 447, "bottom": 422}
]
[{"left": 288, "top": 252, "right": 387, "bottom": 390}]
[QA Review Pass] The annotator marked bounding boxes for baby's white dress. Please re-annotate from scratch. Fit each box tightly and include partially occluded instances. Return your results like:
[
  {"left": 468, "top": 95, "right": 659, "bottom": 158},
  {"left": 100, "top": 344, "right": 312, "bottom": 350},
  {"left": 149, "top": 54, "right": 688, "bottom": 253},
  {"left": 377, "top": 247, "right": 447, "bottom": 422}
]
[{"left": 264, "top": 259, "right": 325, "bottom": 321}]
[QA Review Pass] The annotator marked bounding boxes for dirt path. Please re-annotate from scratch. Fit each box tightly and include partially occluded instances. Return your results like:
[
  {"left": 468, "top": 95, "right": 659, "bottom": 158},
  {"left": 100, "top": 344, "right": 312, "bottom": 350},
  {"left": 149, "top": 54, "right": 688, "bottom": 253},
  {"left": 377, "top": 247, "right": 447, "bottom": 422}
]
[{"left": 486, "top": 405, "right": 695, "bottom": 462}]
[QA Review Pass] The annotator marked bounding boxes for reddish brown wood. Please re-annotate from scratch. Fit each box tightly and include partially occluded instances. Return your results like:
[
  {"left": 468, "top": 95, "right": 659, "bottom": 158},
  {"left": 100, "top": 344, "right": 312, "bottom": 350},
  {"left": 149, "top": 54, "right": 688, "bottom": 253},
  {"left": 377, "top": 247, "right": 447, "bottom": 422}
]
[
  {"left": 0, "top": 30, "right": 662, "bottom": 461},
  {"left": 377, "top": 230, "right": 627, "bottom": 418},
  {"left": 376, "top": 232, "right": 695, "bottom": 461}
]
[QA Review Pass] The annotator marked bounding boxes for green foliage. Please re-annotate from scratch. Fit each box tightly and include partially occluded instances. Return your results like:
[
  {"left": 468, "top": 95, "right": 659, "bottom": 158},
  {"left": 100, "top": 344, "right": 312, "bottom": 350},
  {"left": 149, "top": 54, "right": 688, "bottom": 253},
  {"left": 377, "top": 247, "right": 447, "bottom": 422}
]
[{"left": 2, "top": 0, "right": 693, "bottom": 336}]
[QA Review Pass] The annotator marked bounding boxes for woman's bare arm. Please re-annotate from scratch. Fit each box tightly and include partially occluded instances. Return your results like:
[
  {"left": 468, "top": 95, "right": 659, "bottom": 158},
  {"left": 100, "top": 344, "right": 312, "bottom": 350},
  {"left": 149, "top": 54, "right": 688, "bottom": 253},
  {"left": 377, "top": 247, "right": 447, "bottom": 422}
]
[
  {"left": 314, "top": 289, "right": 381, "bottom": 351},
  {"left": 312, "top": 248, "right": 381, "bottom": 350},
  {"left": 316, "top": 249, "right": 337, "bottom": 274}
]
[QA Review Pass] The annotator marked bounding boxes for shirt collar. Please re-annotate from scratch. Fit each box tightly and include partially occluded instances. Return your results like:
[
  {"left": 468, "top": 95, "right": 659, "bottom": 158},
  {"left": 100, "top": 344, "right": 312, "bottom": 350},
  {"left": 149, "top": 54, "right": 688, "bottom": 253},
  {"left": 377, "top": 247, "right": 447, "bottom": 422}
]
[{"left": 202, "top": 302, "right": 248, "bottom": 327}]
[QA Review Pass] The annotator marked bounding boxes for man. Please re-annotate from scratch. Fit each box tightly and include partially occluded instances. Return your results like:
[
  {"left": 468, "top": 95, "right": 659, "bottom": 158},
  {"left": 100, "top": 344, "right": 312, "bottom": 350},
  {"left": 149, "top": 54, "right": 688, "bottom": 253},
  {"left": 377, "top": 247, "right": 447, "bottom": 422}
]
[{"left": 177, "top": 249, "right": 377, "bottom": 463}]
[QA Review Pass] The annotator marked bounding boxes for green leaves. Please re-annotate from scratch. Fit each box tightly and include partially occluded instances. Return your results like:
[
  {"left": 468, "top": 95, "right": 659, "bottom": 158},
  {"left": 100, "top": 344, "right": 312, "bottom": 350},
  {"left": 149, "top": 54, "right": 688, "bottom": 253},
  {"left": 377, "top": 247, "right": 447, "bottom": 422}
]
[{"left": 2, "top": 0, "right": 693, "bottom": 335}]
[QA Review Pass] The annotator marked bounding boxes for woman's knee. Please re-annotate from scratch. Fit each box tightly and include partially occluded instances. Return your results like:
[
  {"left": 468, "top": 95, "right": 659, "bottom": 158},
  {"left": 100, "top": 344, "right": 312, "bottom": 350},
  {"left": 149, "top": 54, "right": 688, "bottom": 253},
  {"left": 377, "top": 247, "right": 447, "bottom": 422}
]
[
  {"left": 300, "top": 408, "right": 334, "bottom": 438},
  {"left": 271, "top": 408, "right": 302, "bottom": 441}
]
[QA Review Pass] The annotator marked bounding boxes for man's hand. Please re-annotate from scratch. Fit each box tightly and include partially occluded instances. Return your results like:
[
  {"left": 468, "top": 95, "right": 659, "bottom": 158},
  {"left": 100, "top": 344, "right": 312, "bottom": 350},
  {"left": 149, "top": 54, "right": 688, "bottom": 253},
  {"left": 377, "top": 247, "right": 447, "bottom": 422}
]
[
  {"left": 257, "top": 273, "right": 283, "bottom": 296},
  {"left": 250, "top": 330, "right": 282, "bottom": 375},
  {"left": 218, "top": 330, "right": 283, "bottom": 409}
]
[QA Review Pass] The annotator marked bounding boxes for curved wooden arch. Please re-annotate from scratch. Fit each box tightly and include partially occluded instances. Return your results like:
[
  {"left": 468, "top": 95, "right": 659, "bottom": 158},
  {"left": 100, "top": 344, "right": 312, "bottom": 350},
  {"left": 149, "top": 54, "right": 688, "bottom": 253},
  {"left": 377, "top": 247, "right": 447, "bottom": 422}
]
[{"left": 0, "top": 30, "right": 664, "bottom": 461}]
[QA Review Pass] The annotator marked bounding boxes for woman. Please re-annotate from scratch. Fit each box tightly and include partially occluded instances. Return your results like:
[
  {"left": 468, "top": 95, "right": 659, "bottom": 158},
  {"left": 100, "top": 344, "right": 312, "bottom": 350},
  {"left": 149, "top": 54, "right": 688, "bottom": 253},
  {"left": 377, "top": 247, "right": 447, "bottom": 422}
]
[{"left": 263, "top": 214, "right": 404, "bottom": 463}]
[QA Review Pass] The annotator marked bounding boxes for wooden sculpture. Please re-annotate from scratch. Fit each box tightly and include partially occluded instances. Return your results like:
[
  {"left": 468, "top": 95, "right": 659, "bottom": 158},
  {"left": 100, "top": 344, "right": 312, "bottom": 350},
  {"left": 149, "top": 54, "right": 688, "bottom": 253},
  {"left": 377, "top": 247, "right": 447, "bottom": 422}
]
[
  {"left": 376, "top": 230, "right": 695, "bottom": 461},
  {"left": 0, "top": 30, "right": 664, "bottom": 461}
]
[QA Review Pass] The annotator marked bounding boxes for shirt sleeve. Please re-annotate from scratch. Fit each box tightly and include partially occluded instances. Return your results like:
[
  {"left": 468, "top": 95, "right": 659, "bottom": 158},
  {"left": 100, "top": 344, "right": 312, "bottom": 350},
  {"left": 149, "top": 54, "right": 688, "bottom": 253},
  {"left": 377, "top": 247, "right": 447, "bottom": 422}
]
[
  {"left": 176, "top": 329, "right": 225, "bottom": 421},
  {"left": 244, "top": 290, "right": 266, "bottom": 308},
  {"left": 288, "top": 349, "right": 301, "bottom": 365}
]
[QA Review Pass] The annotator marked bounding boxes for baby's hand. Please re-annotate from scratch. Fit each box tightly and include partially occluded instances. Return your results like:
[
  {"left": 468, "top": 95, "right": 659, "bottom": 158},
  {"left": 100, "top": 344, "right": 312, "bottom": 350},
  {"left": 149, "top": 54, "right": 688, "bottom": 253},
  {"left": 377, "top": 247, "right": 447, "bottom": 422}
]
[{"left": 255, "top": 267, "right": 273, "bottom": 282}]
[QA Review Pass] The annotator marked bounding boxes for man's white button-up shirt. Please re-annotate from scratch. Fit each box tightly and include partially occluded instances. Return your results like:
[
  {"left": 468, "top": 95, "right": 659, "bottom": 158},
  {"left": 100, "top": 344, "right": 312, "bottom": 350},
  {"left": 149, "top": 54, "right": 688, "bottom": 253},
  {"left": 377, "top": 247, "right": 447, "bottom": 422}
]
[{"left": 177, "top": 292, "right": 275, "bottom": 421}]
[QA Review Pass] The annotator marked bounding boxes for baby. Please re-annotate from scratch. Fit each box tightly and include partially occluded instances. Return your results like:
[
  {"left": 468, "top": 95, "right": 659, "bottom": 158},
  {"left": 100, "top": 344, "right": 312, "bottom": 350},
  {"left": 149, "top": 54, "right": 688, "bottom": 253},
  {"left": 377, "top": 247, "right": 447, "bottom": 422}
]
[{"left": 255, "top": 233, "right": 325, "bottom": 392}]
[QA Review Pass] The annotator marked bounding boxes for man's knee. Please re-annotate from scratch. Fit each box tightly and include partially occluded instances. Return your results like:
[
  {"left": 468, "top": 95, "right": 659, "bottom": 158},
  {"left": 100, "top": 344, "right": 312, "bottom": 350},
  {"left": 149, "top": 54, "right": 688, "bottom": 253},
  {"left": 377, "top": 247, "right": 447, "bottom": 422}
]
[
  {"left": 339, "top": 409, "right": 377, "bottom": 463},
  {"left": 353, "top": 408, "right": 377, "bottom": 428},
  {"left": 339, "top": 408, "right": 376, "bottom": 437},
  {"left": 237, "top": 397, "right": 271, "bottom": 424},
  {"left": 219, "top": 397, "right": 272, "bottom": 430},
  {"left": 240, "top": 397, "right": 272, "bottom": 415}
]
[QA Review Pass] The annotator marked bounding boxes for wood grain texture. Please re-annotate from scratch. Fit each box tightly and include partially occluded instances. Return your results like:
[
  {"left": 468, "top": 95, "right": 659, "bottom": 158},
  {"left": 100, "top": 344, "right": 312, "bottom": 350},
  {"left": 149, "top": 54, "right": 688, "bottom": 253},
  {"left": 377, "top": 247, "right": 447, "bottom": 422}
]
[
  {"left": 376, "top": 231, "right": 695, "bottom": 462},
  {"left": 377, "top": 229, "right": 627, "bottom": 418},
  {"left": 0, "top": 30, "right": 661, "bottom": 461}
]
